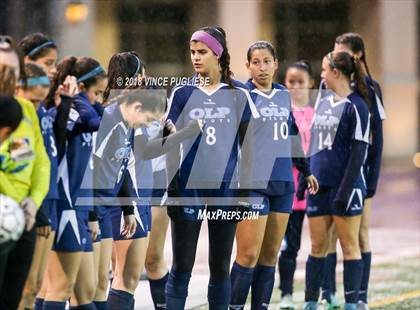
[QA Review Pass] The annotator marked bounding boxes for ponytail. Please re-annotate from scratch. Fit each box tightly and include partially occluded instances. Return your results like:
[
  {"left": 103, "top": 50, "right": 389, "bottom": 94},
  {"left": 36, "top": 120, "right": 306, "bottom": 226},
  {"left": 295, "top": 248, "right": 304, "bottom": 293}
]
[
  {"left": 103, "top": 51, "right": 145, "bottom": 103},
  {"left": 335, "top": 32, "right": 378, "bottom": 103},
  {"left": 326, "top": 51, "right": 371, "bottom": 108},
  {"left": 353, "top": 58, "right": 371, "bottom": 109}
]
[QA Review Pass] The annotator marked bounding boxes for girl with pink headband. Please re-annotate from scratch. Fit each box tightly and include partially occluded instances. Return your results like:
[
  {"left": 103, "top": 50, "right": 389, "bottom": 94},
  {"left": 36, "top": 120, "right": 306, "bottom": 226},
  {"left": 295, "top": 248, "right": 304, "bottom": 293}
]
[{"left": 164, "top": 26, "right": 259, "bottom": 310}]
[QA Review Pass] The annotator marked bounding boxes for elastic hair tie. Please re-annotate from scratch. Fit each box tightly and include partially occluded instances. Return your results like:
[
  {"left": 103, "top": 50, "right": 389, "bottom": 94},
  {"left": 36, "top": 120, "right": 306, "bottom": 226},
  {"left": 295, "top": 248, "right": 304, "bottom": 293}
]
[
  {"left": 77, "top": 66, "right": 105, "bottom": 83},
  {"left": 27, "top": 41, "right": 55, "bottom": 56}
]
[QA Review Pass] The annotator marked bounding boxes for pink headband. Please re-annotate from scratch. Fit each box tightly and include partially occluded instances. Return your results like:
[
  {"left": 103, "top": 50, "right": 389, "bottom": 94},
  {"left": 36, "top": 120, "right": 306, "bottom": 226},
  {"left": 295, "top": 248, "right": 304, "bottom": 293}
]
[{"left": 190, "top": 31, "right": 224, "bottom": 58}]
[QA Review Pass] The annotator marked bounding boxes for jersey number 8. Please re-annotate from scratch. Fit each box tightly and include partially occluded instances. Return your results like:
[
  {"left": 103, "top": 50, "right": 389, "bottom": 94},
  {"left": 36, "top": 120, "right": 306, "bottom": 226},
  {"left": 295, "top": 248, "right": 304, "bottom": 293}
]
[{"left": 205, "top": 126, "right": 216, "bottom": 145}]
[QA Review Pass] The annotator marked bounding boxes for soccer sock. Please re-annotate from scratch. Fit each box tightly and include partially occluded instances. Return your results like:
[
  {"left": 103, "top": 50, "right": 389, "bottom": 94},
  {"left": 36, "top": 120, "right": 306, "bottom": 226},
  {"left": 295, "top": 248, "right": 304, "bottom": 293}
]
[
  {"left": 278, "top": 254, "right": 297, "bottom": 297},
  {"left": 251, "top": 265, "right": 276, "bottom": 309},
  {"left": 34, "top": 298, "right": 44, "bottom": 310},
  {"left": 343, "top": 259, "right": 363, "bottom": 305},
  {"left": 165, "top": 268, "right": 191, "bottom": 310},
  {"left": 149, "top": 272, "right": 169, "bottom": 310},
  {"left": 107, "top": 288, "right": 134, "bottom": 310},
  {"left": 93, "top": 301, "right": 108, "bottom": 310},
  {"left": 42, "top": 301, "right": 66, "bottom": 310},
  {"left": 305, "top": 255, "right": 326, "bottom": 302},
  {"left": 208, "top": 277, "right": 230, "bottom": 310},
  {"left": 321, "top": 252, "right": 337, "bottom": 302},
  {"left": 229, "top": 262, "right": 254, "bottom": 309},
  {"left": 359, "top": 252, "right": 371, "bottom": 303}
]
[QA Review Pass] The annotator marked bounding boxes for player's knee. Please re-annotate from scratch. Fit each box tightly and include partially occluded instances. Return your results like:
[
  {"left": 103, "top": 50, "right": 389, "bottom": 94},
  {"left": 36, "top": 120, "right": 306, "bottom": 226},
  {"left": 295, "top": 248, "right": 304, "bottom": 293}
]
[
  {"left": 145, "top": 253, "right": 163, "bottom": 273},
  {"left": 51, "top": 282, "right": 74, "bottom": 301},
  {"left": 311, "top": 239, "right": 328, "bottom": 257},
  {"left": 258, "top": 247, "right": 278, "bottom": 266},
  {"left": 209, "top": 258, "right": 230, "bottom": 279},
  {"left": 123, "top": 268, "right": 141, "bottom": 291},
  {"left": 340, "top": 242, "right": 360, "bottom": 259},
  {"left": 236, "top": 248, "right": 259, "bottom": 267}
]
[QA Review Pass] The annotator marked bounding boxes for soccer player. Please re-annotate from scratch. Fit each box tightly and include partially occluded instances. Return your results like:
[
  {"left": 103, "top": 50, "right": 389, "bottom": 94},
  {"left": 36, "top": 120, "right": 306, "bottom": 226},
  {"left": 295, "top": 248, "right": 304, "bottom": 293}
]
[
  {"left": 303, "top": 51, "right": 370, "bottom": 310},
  {"left": 229, "top": 42, "right": 318, "bottom": 310},
  {"left": 41, "top": 56, "right": 106, "bottom": 310},
  {"left": 165, "top": 26, "right": 259, "bottom": 310},
  {"left": 18, "top": 32, "right": 57, "bottom": 80},
  {"left": 321, "top": 33, "right": 386, "bottom": 310},
  {"left": 277, "top": 61, "right": 316, "bottom": 309},
  {"left": 99, "top": 52, "right": 199, "bottom": 310}
]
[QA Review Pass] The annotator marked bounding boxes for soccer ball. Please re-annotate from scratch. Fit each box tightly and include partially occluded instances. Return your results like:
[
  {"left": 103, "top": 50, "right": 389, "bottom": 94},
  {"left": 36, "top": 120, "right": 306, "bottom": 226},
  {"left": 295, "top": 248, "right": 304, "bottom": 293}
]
[{"left": 0, "top": 194, "right": 25, "bottom": 243}]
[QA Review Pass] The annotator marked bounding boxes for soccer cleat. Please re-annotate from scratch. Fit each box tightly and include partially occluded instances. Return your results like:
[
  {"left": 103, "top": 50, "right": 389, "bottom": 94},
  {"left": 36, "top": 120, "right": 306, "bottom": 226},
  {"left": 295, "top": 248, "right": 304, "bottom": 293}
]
[
  {"left": 277, "top": 294, "right": 295, "bottom": 309},
  {"left": 303, "top": 301, "right": 318, "bottom": 310},
  {"left": 357, "top": 301, "right": 370, "bottom": 310},
  {"left": 330, "top": 294, "right": 341, "bottom": 309}
]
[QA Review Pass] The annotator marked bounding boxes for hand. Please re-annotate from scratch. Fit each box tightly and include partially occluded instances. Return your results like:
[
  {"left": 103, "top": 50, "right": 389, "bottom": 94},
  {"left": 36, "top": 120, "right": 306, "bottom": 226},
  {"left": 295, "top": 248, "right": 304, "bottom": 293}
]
[
  {"left": 55, "top": 75, "right": 79, "bottom": 106},
  {"left": 305, "top": 175, "right": 319, "bottom": 195},
  {"left": 121, "top": 215, "right": 137, "bottom": 239},
  {"left": 88, "top": 220, "right": 100, "bottom": 241},
  {"left": 164, "top": 119, "right": 177, "bottom": 134},
  {"left": 20, "top": 198, "right": 37, "bottom": 231},
  {"left": 36, "top": 225, "right": 51, "bottom": 238}
]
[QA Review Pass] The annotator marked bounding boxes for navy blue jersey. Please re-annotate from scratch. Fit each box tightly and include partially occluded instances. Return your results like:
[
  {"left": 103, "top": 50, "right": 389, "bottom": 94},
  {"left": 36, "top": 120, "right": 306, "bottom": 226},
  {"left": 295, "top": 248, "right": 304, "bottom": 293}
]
[
  {"left": 309, "top": 92, "right": 370, "bottom": 191},
  {"left": 93, "top": 102, "right": 133, "bottom": 198},
  {"left": 58, "top": 93, "right": 103, "bottom": 210},
  {"left": 166, "top": 79, "right": 259, "bottom": 189},
  {"left": 364, "top": 76, "right": 386, "bottom": 197},
  {"left": 37, "top": 103, "right": 59, "bottom": 199},
  {"left": 246, "top": 81, "right": 295, "bottom": 184}
]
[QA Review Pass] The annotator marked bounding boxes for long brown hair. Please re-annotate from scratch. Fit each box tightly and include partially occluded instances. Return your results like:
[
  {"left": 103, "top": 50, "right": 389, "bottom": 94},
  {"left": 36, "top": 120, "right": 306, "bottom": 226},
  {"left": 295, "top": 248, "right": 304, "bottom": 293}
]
[
  {"left": 196, "top": 26, "right": 233, "bottom": 88},
  {"left": 335, "top": 32, "right": 378, "bottom": 100},
  {"left": 326, "top": 51, "right": 371, "bottom": 108}
]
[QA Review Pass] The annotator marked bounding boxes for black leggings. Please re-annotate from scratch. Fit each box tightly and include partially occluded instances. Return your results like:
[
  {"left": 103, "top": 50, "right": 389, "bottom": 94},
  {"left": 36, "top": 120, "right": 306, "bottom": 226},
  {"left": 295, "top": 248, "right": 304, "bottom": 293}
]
[{"left": 171, "top": 219, "right": 236, "bottom": 279}]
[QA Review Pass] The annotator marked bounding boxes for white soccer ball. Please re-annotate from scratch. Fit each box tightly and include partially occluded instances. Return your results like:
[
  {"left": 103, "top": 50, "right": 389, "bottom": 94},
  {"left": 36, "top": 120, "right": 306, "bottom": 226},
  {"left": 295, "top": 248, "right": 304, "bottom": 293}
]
[{"left": 0, "top": 194, "right": 25, "bottom": 243}]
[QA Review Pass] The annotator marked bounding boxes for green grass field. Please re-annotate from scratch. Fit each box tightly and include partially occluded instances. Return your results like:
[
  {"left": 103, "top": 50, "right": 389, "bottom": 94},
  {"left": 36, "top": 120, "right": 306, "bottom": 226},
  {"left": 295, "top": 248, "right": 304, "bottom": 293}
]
[{"left": 192, "top": 256, "right": 420, "bottom": 309}]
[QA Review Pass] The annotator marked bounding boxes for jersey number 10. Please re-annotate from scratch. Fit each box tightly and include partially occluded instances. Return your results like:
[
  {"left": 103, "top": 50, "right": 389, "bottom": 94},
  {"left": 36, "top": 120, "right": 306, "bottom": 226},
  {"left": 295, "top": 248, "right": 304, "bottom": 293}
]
[{"left": 273, "top": 121, "right": 288, "bottom": 141}]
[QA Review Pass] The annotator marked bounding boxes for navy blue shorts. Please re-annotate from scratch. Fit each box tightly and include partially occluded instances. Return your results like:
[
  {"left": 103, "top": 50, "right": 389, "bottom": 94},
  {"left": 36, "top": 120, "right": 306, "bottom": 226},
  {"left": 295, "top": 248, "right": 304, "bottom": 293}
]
[
  {"left": 306, "top": 187, "right": 365, "bottom": 217},
  {"left": 249, "top": 192, "right": 294, "bottom": 215},
  {"left": 110, "top": 205, "right": 151, "bottom": 240},
  {"left": 53, "top": 199, "right": 93, "bottom": 252},
  {"left": 249, "top": 181, "right": 295, "bottom": 215},
  {"left": 39, "top": 199, "right": 58, "bottom": 231},
  {"left": 94, "top": 205, "right": 113, "bottom": 242}
]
